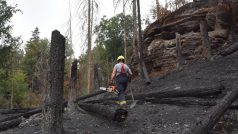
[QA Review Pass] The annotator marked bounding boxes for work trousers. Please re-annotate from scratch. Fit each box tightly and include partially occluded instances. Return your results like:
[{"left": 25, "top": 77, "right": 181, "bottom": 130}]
[{"left": 115, "top": 74, "right": 128, "bottom": 101}]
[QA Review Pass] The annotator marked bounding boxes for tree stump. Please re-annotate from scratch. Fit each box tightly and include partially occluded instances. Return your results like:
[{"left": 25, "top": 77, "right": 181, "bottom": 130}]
[{"left": 42, "top": 30, "right": 65, "bottom": 134}]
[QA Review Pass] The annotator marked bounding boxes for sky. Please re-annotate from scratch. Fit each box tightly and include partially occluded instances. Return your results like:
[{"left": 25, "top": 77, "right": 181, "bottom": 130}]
[{"left": 8, "top": 0, "right": 163, "bottom": 58}]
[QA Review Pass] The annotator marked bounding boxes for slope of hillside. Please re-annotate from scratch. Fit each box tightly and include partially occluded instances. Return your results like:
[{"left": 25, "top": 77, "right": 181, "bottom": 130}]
[
  {"left": 1, "top": 0, "right": 238, "bottom": 133},
  {"left": 1, "top": 44, "right": 237, "bottom": 134}
]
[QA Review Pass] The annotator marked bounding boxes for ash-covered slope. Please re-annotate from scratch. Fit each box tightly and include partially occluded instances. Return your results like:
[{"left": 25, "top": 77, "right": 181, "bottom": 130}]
[{"left": 1, "top": 0, "right": 238, "bottom": 134}]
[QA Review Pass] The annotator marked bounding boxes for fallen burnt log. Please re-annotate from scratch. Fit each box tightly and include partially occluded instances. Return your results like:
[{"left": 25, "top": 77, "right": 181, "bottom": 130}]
[
  {"left": 0, "top": 108, "right": 36, "bottom": 114},
  {"left": 0, "top": 118, "right": 22, "bottom": 131},
  {"left": 91, "top": 96, "right": 238, "bottom": 111},
  {"left": 75, "top": 90, "right": 106, "bottom": 102},
  {"left": 186, "top": 87, "right": 238, "bottom": 134},
  {"left": 220, "top": 42, "right": 238, "bottom": 57},
  {"left": 78, "top": 103, "right": 114, "bottom": 119},
  {"left": 145, "top": 97, "right": 238, "bottom": 110},
  {"left": 0, "top": 101, "right": 72, "bottom": 132},
  {"left": 0, "top": 108, "right": 41, "bottom": 123},
  {"left": 146, "top": 97, "right": 216, "bottom": 106},
  {"left": 78, "top": 103, "right": 127, "bottom": 122},
  {"left": 0, "top": 109, "right": 40, "bottom": 132},
  {"left": 85, "top": 85, "right": 224, "bottom": 103}
]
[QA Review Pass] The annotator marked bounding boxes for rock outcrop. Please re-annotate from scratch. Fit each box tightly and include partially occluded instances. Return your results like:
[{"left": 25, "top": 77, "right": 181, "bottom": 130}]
[{"left": 132, "top": 0, "right": 238, "bottom": 77}]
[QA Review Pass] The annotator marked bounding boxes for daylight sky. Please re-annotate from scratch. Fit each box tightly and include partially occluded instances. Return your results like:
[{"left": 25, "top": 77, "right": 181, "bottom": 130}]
[{"left": 9, "top": 0, "right": 164, "bottom": 57}]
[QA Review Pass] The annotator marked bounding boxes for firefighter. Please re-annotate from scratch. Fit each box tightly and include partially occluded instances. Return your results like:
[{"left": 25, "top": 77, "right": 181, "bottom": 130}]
[{"left": 110, "top": 55, "right": 132, "bottom": 106}]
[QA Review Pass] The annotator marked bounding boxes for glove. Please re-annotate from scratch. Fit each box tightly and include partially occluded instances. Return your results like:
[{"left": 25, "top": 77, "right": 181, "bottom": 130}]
[
  {"left": 128, "top": 75, "right": 132, "bottom": 83},
  {"left": 109, "top": 80, "right": 114, "bottom": 85}
]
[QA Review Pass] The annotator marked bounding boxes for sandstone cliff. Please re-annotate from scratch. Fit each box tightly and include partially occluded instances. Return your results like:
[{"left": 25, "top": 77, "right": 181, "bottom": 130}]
[{"left": 132, "top": 0, "right": 238, "bottom": 77}]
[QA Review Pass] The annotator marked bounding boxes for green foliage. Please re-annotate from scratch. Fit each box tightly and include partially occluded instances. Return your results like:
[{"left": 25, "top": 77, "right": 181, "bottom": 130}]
[
  {"left": 0, "top": 70, "right": 28, "bottom": 108},
  {"left": 7, "top": 70, "right": 28, "bottom": 107},
  {"left": 0, "top": 0, "right": 20, "bottom": 45},
  {"left": 0, "top": 0, "right": 22, "bottom": 83},
  {"left": 21, "top": 27, "right": 49, "bottom": 91},
  {"left": 94, "top": 13, "right": 133, "bottom": 61}
]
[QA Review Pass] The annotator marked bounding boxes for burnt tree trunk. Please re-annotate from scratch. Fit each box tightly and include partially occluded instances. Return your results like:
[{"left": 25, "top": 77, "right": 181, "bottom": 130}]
[
  {"left": 132, "top": 0, "right": 138, "bottom": 57},
  {"left": 220, "top": 42, "right": 238, "bottom": 56},
  {"left": 137, "top": 0, "right": 151, "bottom": 84},
  {"left": 94, "top": 63, "right": 101, "bottom": 89},
  {"left": 68, "top": 59, "right": 78, "bottom": 112},
  {"left": 0, "top": 118, "right": 22, "bottom": 131},
  {"left": 85, "top": 85, "right": 224, "bottom": 103},
  {"left": 187, "top": 87, "right": 238, "bottom": 134},
  {"left": 0, "top": 108, "right": 41, "bottom": 123},
  {"left": 175, "top": 33, "right": 184, "bottom": 70},
  {"left": 78, "top": 103, "right": 115, "bottom": 120},
  {"left": 42, "top": 30, "right": 65, "bottom": 134},
  {"left": 200, "top": 20, "right": 211, "bottom": 59},
  {"left": 146, "top": 97, "right": 216, "bottom": 106},
  {"left": 0, "top": 108, "right": 36, "bottom": 114},
  {"left": 132, "top": 85, "right": 223, "bottom": 100}
]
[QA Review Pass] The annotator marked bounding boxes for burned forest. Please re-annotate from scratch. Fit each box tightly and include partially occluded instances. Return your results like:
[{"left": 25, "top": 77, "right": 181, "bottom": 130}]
[{"left": 1, "top": 0, "right": 238, "bottom": 134}]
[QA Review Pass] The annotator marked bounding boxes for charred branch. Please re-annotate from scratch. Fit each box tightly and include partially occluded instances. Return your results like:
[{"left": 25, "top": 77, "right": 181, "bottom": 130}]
[
  {"left": 75, "top": 90, "right": 106, "bottom": 102},
  {"left": 186, "top": 87, "right": 238, "bottom": 134},
  {"left": 219, "top": 42, "right": 238, "bottom": 56}
]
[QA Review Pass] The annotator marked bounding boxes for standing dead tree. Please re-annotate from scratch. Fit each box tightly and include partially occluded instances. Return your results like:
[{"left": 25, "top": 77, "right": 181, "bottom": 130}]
[
  {"left": 137, "top": 0, "right": 151, "bottom": 84},
  {"left": 68, "top": 59, "right": 78, "bottom": 112},
  {"left": 42, "top": 30, "right": 66, "bottom": 134},
  {"left": 175, "top": 32, "right": 184, "bottom": 70}
]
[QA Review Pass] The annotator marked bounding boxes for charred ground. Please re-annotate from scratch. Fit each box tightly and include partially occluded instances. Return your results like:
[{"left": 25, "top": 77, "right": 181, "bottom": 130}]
[{"left": 0, "top": 47, "right": 237, "bottom": 134}]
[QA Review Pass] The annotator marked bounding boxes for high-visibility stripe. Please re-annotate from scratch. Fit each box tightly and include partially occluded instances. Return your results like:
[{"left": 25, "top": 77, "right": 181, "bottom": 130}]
[{"left": 119, "top": 63, "right": 126, "bottom": 74}]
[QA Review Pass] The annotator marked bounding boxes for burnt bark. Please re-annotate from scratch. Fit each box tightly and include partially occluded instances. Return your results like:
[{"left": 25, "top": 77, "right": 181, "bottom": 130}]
[
  {"left": 0, "top": 108, "right": 36, "bottom": 114},
  {"left": 68, "top": 60, "right": 78, "bottom": 112},
  {"left": 94, "top": 64, "right": 101, "bottom": 89},
  {"left": 187, "top": 87, "right": 238, "bottom": 134},
  {"left": 132, "top": 0, "right": 138, "bottom": 57},
  {"left": 137, "top": 0, "right": 151, "bottom": 84},
  {"left": 231, "top": 1, "right": 238, "bottom": 43},
  {"left": 219, "top": 42, "right": 238, "bottom": 56},
  {"left": 75, "top": 90, "right": 106, "bottom": 102},
  {"left": 146, "top": 97, "right": 216, "bottom": 106},
  {"left": 200, "top": 20, "right": 211, "bottom": 59},
  {"left": 134, "top": 85, "right": 223, "bottom": 99},
  {"left": 42, "top": 30, "right": 65, "bottom": 134},
  {"left": 85, "top": 85, "right": 224, "bottom": 103},
  {"left": 78, "top": 103, "right": 115, "bottom": 120},
  {"left": 0, "top": 108, "right": 41, "bottom": 123},
  {"left": 0, "top": 118, "right": 22, "bottom": 131},
  {"left": 176, "top": 33, "right": 185, "bottom": 70}
]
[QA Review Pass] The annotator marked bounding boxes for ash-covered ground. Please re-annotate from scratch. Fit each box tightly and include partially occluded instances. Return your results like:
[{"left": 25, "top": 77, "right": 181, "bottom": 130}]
[{"left": 1, "top": 52, "right": 238, "bottom": 134}]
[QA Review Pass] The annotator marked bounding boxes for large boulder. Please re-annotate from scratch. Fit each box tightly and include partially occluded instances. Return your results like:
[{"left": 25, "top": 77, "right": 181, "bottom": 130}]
[{"left": 131, "top": 0, "right": 238, "bottom": 77}]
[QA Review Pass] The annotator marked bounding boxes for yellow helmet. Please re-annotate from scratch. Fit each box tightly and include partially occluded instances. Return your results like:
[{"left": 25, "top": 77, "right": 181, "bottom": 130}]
[{"left": 117, "top": 55, "right": 125, "bottom": 61}]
